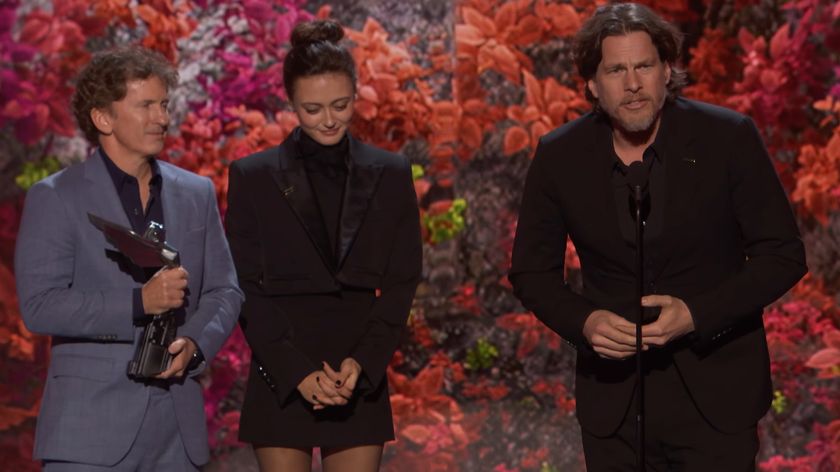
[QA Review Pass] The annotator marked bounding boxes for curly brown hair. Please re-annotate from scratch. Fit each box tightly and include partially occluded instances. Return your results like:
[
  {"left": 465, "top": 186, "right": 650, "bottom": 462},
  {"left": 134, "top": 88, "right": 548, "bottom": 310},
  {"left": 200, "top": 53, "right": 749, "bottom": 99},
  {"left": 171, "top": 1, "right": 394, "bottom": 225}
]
[
  {"left": 572, "top": 2, "right": 687, "bottom": 106},
  {"left": 72, "top": 46, "right": 178, "bottom": 144}
]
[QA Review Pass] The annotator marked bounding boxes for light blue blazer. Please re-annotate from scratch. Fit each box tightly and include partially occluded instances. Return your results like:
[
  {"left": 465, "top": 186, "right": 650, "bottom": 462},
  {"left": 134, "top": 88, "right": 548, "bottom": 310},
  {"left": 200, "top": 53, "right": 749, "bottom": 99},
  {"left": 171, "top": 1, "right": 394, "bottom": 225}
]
[{"left": 15, "top": 149, "right": 243, "bottom": 466}]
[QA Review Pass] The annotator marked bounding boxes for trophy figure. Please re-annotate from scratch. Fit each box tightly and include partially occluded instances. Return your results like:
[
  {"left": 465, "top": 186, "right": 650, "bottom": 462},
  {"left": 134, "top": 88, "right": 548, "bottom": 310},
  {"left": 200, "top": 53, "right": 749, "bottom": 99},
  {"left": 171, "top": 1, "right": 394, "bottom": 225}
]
[{"left": 88, "top": 213, "right": 180, "bottom": 379}]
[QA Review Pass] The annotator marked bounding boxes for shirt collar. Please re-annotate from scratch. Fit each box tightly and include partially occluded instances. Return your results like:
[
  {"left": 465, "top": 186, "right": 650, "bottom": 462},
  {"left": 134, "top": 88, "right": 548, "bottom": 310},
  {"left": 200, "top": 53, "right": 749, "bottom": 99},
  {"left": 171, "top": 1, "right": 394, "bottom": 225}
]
[
  {"left": 100, "top": 148, "right": 162, "bottom": 191},
  {"left": 607, "top": 106, "right": 670, "bottom": 174},
  {"left": 611, "top": 145, "right": 661, "bottom": 176}
]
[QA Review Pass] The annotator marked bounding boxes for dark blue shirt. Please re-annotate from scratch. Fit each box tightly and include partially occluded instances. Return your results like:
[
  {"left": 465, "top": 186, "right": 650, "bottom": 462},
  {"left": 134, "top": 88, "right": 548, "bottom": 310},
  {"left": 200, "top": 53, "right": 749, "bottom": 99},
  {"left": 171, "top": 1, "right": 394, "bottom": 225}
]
[{"left": 101, "top": 150, "right": 164, "bottom": 324}]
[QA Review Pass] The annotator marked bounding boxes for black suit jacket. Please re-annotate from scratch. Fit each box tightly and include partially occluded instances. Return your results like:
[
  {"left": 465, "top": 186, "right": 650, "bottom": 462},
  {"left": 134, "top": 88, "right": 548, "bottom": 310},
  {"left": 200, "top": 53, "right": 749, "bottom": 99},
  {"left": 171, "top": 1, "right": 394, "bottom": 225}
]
[
  {"left": 226, "top": 129, "right": 422, "bottom": 402},
  {"left": 510, "top": 98, "right": 806, "bottom": 436}
]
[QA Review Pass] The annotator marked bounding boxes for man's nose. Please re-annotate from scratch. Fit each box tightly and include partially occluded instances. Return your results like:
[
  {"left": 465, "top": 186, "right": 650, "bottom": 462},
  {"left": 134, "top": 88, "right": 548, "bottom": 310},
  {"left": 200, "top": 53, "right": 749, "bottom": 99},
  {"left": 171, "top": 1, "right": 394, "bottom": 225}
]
[
  {"left": 153, "top": 105, "right": 170, "bottom": 125},
  {"left": 624, "top": 69, "right": 641, "bottom": 92}
]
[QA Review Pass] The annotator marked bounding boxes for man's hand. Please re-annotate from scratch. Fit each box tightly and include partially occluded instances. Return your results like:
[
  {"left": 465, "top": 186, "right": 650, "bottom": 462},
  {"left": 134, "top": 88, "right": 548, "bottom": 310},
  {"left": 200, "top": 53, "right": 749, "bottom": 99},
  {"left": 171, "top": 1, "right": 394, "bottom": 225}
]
[
  {"left": 321, "top": 358, "right": 362, "bottom": 399},
  {"left": 156, "top": 337, "right": 196, "bottom": 379},
  {"left": 641, "top": 295, "right": 695, "bottom": 347},
  {"left": 297, "top": 371, "right": 348, "bottom": 411},
  {"left": 142, "top": 267, "right": 188, "bottom": 315},
  {"left": 583, "top": 309, "right": 643, "bottom": 360}
]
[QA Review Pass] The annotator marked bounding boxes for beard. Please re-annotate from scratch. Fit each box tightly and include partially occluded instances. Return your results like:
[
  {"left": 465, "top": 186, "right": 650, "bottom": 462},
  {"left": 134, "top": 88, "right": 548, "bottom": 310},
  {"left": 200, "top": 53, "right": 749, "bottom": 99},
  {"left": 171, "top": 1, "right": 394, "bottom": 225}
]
[{"left": 604, "top": 92, "right": 666, "bottom": 134}]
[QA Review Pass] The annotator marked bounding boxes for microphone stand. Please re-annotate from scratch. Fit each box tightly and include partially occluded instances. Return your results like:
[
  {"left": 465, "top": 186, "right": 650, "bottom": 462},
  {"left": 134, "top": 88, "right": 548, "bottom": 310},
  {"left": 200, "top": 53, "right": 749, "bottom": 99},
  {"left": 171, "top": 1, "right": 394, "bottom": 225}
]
[{"left": 632, "top": 182, "right": 646, "bottom": 472}]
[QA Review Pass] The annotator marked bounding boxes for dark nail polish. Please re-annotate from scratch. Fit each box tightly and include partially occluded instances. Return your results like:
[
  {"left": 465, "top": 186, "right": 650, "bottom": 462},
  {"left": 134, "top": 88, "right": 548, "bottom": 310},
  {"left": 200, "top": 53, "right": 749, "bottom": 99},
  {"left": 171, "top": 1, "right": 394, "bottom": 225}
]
[
  {"left": 312, "top": 394, "right": 317, "bottom": 400},
  {"left": 336, "top": 381, "right": 342, "bottom": 387},
  {"left": 316, "top": 376, "right": 320, "bottom": 382}
]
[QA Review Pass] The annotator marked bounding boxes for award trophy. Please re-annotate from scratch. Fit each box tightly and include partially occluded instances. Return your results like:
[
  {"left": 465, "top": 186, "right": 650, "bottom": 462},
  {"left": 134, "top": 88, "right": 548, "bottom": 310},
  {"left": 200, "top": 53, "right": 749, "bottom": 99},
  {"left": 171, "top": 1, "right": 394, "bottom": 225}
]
[{"left": 88, "top": 213, "right": 180, "bottom": 379}]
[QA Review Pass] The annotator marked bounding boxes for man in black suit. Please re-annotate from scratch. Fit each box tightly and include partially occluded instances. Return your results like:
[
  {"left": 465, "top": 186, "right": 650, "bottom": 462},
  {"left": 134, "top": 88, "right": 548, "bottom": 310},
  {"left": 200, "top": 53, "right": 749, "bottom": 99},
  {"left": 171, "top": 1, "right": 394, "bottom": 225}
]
[{"left": 509, "top": 3, "right": 806, "bottom": 470}]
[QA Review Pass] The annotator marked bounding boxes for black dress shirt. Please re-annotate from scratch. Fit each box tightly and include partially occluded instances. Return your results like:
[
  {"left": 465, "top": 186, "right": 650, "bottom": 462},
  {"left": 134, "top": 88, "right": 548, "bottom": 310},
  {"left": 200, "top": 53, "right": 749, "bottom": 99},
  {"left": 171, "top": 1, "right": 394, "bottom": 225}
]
[
  {"left": 101, "top": 150, "right": 163, "bottom": 323},
  {"left": 608, "top": 126, "right": 668, "bottom": 316},
  {"left": 610, "top": 142, "right": 665, "bottom": 322},
  {"left": 296, "top": 131, "right": 349, "bottom": 271},
  {"left": 610, "top": 145, "right": 665, "bottom": 248}
]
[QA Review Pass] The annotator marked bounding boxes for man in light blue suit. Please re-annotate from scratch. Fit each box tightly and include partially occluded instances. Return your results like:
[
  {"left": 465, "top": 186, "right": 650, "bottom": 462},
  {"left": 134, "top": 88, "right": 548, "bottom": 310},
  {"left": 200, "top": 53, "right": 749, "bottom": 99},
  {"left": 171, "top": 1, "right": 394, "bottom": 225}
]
[{"left": 14, "top": 46, "right": 243, "bottom": 470}]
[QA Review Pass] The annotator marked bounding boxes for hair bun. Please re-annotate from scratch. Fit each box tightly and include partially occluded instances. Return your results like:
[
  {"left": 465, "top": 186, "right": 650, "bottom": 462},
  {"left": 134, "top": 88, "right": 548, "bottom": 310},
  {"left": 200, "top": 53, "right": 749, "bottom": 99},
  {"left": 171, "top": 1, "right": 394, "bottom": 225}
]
[{"left": 290, "top": 20, "right": 344, "bottom": 47}]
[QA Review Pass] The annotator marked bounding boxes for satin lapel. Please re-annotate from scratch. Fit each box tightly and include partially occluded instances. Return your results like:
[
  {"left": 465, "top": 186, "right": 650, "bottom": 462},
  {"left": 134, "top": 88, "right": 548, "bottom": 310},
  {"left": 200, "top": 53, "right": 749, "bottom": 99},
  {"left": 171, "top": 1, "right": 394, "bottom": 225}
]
[
  {"left": 270, "top": 148, "right": 335, "bottom": 268},
  {"left": 82, "top": 150, "right": 132, "bottom": 230},
  {"left": 336, "top": 137, "right": 384, "bottom": 268}
]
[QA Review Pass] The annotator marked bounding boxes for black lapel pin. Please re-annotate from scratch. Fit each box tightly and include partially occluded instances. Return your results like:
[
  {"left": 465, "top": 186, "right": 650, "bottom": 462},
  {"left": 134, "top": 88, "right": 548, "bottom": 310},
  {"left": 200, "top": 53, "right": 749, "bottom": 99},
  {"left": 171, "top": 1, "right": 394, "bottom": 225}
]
[{"left": 682, "top": 157, "right": 696, "bottom": 164}]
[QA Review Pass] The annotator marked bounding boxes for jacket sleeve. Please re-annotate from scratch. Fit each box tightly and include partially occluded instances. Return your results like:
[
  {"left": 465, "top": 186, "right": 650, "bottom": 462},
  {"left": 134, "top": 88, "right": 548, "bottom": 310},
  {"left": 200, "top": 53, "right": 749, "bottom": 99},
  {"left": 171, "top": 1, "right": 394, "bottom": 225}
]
[
  {"left": 15, "top": 180, "right": 135, "bottom": 341},
  {"left": 225, "top": 161, "right": 319, "bottom": 402},
  {"left": 509, "top": 139, "right": 597, "bottom": 350},
  {"left": 177, "top": 178, "right": 244, "bottom": 372},
  {"left": 350, "top": 163, "right": 422, "bottom": 391},
  {"left": 683, "top": 116, "right": 807, "bottom": 345}
]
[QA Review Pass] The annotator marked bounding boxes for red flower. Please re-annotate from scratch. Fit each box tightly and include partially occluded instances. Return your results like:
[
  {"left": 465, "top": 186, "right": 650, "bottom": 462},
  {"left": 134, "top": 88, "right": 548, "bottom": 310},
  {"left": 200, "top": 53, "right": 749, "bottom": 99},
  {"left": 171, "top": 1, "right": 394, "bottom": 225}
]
[
  {"left": 805, "top": 329, "right": 840, "bottom": 378},
  {"left": 496, "top": 312, "right": 562, "bottom": 359},
  {"left": 504, "top": 70, "right": 588, "bottom": 156}
]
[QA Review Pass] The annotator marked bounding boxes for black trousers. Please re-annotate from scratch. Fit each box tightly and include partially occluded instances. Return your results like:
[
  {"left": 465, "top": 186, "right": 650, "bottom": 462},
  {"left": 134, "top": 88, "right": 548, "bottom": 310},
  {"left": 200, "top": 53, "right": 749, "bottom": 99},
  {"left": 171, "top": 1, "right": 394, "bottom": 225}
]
[{"left": 581, "top": 353, "right": 759, "bottom": 472}]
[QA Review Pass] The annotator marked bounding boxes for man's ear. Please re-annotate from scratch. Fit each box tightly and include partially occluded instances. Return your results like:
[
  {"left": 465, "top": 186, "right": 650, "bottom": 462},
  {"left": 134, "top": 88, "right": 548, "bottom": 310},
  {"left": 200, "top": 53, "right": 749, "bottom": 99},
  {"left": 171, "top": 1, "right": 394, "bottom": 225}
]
[
  {"left": 587, "top": 79, "right": 599, "bottom": 99},
  {"left": 90, "top": 108, "right": 113, "bottom": 136}
]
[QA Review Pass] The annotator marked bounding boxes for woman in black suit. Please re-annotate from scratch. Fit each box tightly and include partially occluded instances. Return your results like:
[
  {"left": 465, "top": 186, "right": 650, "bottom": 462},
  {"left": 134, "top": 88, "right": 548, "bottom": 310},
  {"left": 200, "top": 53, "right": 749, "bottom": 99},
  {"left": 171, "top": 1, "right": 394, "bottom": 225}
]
[{"left": 226, "top": 19, "right": 422, "bottom": 472}]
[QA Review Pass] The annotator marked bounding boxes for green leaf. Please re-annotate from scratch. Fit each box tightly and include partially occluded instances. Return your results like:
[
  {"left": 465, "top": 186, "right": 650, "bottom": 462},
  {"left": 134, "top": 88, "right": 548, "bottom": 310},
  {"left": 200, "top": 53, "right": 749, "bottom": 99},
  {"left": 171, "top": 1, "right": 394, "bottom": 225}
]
[
  {"left": 541, "top": 463, "right": 560, "bottom": 472},
  {"left": 424, "top": 198, "right": 468, "bottom": 244},
  {"left": 16, "top": 157, "right": 62, "bottom": 191},
  {"left": 771, "top": 390, "right": 787, "bottom": 414},
  {"left": 411, "top": 164, "right": 425, "bottom": 181},
  {"left": 464, "top": 338, "right": 499, "bottom": 371}
]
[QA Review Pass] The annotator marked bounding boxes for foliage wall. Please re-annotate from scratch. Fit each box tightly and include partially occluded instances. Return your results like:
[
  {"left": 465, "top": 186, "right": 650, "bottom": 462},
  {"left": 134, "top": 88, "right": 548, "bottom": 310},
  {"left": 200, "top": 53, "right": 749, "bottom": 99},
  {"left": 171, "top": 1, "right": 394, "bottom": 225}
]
[{"left": 1, "top": 0, "right": 839, "bottom": 470}]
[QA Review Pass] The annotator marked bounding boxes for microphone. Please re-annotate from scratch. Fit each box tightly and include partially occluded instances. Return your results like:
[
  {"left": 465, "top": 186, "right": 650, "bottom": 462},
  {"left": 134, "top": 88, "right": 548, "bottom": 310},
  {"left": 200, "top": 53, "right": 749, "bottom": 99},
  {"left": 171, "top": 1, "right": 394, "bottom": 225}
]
[
  {"left": 626, "top": 159, "right": 650, "bottom": 472},
  {"left": 627, "top": 161, "right": 650, "bottom": 222}
]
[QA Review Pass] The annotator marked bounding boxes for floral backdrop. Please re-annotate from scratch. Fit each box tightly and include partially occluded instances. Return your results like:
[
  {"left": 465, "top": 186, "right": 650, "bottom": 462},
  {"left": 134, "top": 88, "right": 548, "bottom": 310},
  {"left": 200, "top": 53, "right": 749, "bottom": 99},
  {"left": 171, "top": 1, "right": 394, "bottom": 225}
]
[{"left": 1, "top": 0, "right": 839, "bottom": 470}]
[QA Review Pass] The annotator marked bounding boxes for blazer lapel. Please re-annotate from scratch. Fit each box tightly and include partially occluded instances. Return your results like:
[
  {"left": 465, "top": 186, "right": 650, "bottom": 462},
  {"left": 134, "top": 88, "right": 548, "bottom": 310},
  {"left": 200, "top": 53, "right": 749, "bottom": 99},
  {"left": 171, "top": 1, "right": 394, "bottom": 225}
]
[
  {"left": 655, "top": 101, "right": 701, "bottom": 277},
  {"left": 336, "top": 135, "right": 384, "bottom": 268},
  {"left": 158, "top": 163, "right": 184, "bottom": 251},
  {"left": 270, "top": 141, "right": 335, "bottom": 269},
  {"left": 82, "top": 149, "right": 132, "bottom": 230},
  {"left": 591, "top": 118, "right": 635, "bottom": 273},
  {"left": 82, "top": 150, "right": 161, "bottom": 281}
]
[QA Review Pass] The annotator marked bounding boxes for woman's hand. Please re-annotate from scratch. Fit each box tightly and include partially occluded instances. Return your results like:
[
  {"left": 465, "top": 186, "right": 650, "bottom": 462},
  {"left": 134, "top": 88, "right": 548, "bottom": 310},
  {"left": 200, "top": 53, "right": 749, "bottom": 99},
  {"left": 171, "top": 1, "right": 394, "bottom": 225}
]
[
  {"left": 321, "top": 358, "right": 362, "bottom": 399},
  {"left": 297, "top": 370, "right": 349, "bottom": 410}
]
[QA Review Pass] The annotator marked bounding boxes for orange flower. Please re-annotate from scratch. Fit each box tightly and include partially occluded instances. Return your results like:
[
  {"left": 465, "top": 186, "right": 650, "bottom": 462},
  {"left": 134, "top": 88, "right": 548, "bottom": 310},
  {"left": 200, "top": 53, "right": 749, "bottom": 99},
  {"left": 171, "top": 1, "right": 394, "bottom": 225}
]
[
  {"left": 461, "top": 378, "right": 510, "bottom": 401},
  {"left": 504, "top": 70, "right": 589, "bottom": 155},
  {"left": 792, "top": 137, "right": 840, "bottom": 225},
  {"left": 455, "top": 4, "right": 536, "bottom": 85},
  {"left": 345, "top": 18, "right": 435, "bottom": 154},
  {"left": 18, "top": 10, "right": 86, "bottom": 56},
  {"left": 0, "top": 405, "right": 39, "bottom": 432},
  {"left": 91, "top": 0, "right": 135, "bottom": 28},
  {"left": 640, "top": 0, "right": 697, "bottom": 21},
  {"left": 0, "top": 263, "right": 36, "bottom": 363},
  {"left": 530, "top": 379, "right": 576, "bottom": 416},
  {"left": 134, "top": 0, "right": 196, "bottom": 60},
  {"left": 496, "top": 312, "right": 562, "bottom": 359},
  {"left": 805, "top": 329, "right": 840, "bottom": 378},
  {"left": 683, "top": 28, "right": 740, "bottom": 107},
  {"left": 387, "top": 355, "right": 485, "bottom": 471},
  {"left": 409, "top": 311, "right": 437, "bottom": 349},
  {"left": 534, "top": 0, "right": 582, "bottom": 37},
  {"left": 389, "top": 364, "right": 463, "bottom": 430},
  {"left": 503, "top": 126, "right": 530, "bottom": 155}
]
